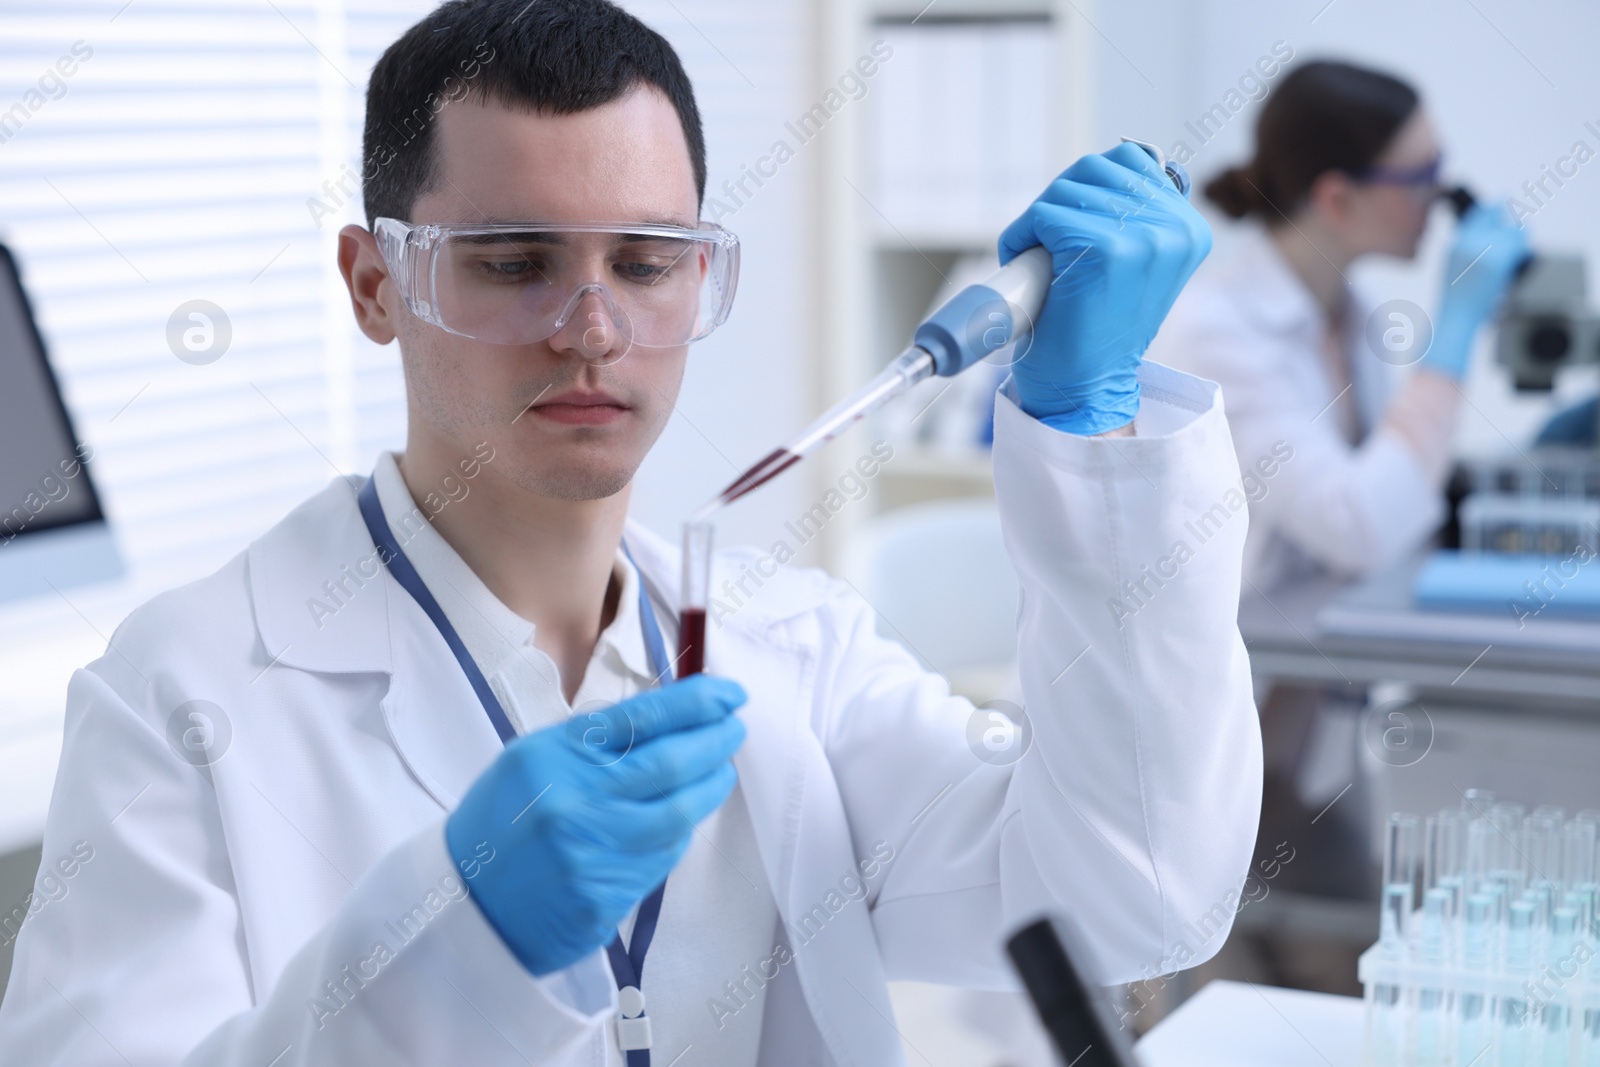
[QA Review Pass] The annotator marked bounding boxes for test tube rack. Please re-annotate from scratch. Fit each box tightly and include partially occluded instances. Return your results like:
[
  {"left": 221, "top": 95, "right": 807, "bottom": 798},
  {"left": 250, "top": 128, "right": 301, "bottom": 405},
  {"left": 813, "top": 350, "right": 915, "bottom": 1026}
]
[{"left": 1360, "top": 793, "right": 1600, "bottom": 1065}]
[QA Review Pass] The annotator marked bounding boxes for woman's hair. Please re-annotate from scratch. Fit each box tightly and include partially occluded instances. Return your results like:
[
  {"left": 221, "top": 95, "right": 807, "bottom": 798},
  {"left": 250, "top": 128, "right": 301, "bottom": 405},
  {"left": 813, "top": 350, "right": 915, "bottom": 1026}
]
[{"left": 1205, "top": 60, "right": 1419, "bottom": 221}]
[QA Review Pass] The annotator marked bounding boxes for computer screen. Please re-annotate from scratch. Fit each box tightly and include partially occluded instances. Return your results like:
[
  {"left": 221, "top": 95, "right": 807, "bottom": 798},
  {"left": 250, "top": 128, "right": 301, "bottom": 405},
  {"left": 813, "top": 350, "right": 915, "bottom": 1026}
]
[{"left": 0, "top": 245, "right": 102, "bottom": 541}]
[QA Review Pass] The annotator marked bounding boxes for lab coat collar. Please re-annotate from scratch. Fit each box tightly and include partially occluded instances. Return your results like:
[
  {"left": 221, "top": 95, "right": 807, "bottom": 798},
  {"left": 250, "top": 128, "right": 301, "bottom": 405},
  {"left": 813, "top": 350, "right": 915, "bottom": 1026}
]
[
  {"left": 249, "top": 475, "right": 393, "bottom": 675},
  {"left": 247, "top": 473, "right": 837, "bottom": 678},
  {"left": 601, "top": 545, "right": 651, "bottom": 682}
]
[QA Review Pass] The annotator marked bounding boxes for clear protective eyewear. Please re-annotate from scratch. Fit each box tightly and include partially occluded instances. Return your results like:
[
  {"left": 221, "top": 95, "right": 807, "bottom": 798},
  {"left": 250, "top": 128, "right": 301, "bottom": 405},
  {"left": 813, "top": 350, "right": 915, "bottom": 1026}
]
[{"left": 374, "top": 217, "right": 740, "bottom": 350}]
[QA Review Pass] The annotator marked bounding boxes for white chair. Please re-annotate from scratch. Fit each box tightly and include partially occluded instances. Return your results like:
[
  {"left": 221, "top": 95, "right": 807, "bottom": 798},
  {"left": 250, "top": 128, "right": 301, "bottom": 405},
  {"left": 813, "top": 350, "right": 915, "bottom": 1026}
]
[{"left": 840, "top": 498, "right": 1019, "bottom": 701}]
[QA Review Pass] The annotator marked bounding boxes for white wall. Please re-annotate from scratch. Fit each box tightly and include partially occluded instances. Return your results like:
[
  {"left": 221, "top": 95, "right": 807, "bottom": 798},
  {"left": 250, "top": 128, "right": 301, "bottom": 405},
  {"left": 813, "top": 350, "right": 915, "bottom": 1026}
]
[
  {"left": 1089, "top": 0, "right": 1600, "bottom": 454},
  {"left": 623, "top": 0, "right": 819, "bottom": 560}
]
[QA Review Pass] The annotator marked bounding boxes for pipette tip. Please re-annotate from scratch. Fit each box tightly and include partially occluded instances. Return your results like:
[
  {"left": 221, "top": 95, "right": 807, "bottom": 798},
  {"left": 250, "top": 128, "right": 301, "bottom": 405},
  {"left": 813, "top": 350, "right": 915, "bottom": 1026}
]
[{"left": 694, "top": 447, "right": 801, "bottom": 520}]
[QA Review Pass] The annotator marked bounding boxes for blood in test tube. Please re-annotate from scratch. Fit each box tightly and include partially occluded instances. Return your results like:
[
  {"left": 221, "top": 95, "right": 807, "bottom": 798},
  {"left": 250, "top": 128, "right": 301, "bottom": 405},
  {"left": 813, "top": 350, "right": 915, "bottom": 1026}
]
[
  {"left": 677, "top": 607, "right": 707, "bottom": 677},
  {"left": 678, "top": 521, "right": 713, "bottom": 678}
]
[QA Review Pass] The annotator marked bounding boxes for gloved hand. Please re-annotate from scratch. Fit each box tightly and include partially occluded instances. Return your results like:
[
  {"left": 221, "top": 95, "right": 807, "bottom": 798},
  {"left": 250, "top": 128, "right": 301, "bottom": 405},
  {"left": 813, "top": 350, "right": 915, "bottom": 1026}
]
[
  {"left": 1423, "top": 200, "right": 1529, "bottom": 380},
  {"left": 445, "top": 674, "right": 747, "bottom": 976},
  {"left": 998, "top": 142, "right": 1212, "bottom": 435}
]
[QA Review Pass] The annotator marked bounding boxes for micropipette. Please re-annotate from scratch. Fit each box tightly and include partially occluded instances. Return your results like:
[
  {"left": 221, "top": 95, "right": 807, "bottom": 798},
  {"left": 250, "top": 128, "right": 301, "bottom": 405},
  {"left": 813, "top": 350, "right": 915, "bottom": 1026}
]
[
  {"left": 692, "top": 140, "right": 1192, "bottom": 520},
  {"left": 678, "top": 142, "right": 1190, "bottom": 674}
]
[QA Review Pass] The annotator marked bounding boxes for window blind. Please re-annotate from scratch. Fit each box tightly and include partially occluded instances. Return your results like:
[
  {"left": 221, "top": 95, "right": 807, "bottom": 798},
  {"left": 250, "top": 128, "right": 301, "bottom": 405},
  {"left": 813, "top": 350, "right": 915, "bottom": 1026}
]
[{"left": 0, "top": 0, "right": 433, "bottom": 728}]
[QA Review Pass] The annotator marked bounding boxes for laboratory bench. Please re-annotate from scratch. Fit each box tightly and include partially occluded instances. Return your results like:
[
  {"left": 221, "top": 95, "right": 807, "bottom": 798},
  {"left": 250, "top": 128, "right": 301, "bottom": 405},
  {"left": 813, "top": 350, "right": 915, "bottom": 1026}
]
[
  {"left": 1240, "top": 554, "right": 1600, "bottom": 713},
  {"left": 1218, "top": 551, "right": 1600, "bottom": 1044},
  {"left": 1136, "top": 979, "right": 1363, "bottom": 1066}
]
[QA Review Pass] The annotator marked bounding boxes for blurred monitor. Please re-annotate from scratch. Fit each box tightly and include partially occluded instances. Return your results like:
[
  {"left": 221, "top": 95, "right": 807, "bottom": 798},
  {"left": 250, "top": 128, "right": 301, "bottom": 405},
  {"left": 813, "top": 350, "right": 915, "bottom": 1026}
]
[{"left": 0, "top": 243, "right": 121, "bottom": 603}]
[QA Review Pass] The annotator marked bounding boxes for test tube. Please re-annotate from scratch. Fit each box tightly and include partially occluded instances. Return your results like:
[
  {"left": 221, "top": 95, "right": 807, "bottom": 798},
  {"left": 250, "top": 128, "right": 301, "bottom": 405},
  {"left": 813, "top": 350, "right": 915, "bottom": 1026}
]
[
  {"left": 1536, "top": 804, "right": 1569, "bottom": 826},
  {"left": 677, "top": 521, "right": 713, "bottom": 677},
  {"left": 1381, "top": 883, "right": 1411, "bottom": 953},
  {"left": 1523, "top": 884, "right": 1554, "bottom": 932},
  {"left": 1375, "top": 881, "right": 1411, "bottom": 1066},
  {"left": 1462, "top": 787, "right": 1496, "bottom": 818},
  {"left": 1566, "top": 819, "right": 1598, "bottom": 893},
  {"left": 1420, "top": 889, "right": 1459, "bottom": 1062},
  {"left": 1485, "top": 881, "right": 1509, "bottom": 933},
  {"left": 1380, "top": 813, "right": 1417, "bottom": 960},
  {"left": 1416, "top": 888, "right": 1451, "bottom": 1065},
  {"left": 1548, "top": 907, "right": 1579, "bottom": 1057},
  {"left": 1502, "top": 902, "right": 1537, "bottom": 1066},
  {"left": 1525, "top": 813, "right": 1561, "bottom": 924},
  {"left": 1425, "top": 813, "right": 1444, "bottom": 889},
  {"left": 1427, "top": 810, "right": 1467, "bottom": 919},
  {"left": 1459, "top": 893, "right": 1493, "bottom": 1067},
  {"left": 1495, "top": 803, "right": 1529, "bottom": 900},
  {"left": 1467, "top": 817, "right": 1497, "bottom": 897},
  {"left": 1564, "top": 889, "right": 1590, "bottom": 939},
  {"left": 1385, "top": 813, "right": 1420, "bottom": 914}
]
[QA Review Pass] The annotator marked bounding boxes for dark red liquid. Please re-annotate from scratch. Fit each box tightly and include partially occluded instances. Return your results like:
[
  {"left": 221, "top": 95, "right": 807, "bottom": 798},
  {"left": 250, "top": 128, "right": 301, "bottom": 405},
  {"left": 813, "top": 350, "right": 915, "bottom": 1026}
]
[
  {"left": 677, "top": 607, "right": 707, "bottom": 677},
  {"left": 713, "top": 447, "right": 800, "bottom": 510}
]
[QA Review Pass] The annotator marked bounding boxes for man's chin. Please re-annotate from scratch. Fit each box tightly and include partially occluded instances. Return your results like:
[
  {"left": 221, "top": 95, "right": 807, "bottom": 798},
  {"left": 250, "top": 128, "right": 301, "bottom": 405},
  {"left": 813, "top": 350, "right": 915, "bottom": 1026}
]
[
  {"left": 505, "top": 457, "right": 637, "bottom": 502},
  {"left": 496, "top": 408, "right": 665, "bottom": 502}
]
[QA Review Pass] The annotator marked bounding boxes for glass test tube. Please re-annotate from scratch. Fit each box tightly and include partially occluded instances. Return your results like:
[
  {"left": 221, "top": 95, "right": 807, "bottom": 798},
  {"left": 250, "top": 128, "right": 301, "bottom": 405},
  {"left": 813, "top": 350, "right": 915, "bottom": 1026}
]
[
  {"left": 1385, "top": 813, "right": 1420, "bottom": 918},
  {"left": 1526, "top": 814, "right": 1562, "bottom": 928},
  {"left": 1468, "top": 817, "right": 1497, "bottom": 898},
  {"left": 1379, "top": 813, "right": 1416, "bottom": 974},
  {"left": 1462, "top": 787, "right": 1496, "bottom": 818},
  {"left": 1425, "top": 813, "right": 1443, "bottom": 889},
  {"left": 677, "top": 521, "right": 713, "bottom": 677},
  {"left": 1428, "top": 810, "right": 1467, "bottom": 919},
  {"left": 1548, "top": 907, "right": 1578, "bottom": 1058},
  {"left": 1459, "top": 893, "right": 1493, "bottom": 1067},
  {"left": 1502, "top": 902, "right": 1537, "bottom": 1066},
  {"left": 1416, "top": 888, "right": 1450, "bottom": 1066},
  {"left": 1566, "top": 820, "right": 1597, "bottom": 892},
  {"left": 1496, "top": 804, "right": 1529, "bottom": 901}
]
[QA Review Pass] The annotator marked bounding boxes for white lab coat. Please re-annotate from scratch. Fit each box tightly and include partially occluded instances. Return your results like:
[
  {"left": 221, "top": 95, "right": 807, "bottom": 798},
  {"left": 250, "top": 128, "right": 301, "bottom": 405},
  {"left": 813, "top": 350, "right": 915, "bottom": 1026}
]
[
  {"left": 1147, "top": 228, "right": 1442, "bottom": 592},
  {"left": 0, "top": 365, "right": 1262, "bottom": 1067}
]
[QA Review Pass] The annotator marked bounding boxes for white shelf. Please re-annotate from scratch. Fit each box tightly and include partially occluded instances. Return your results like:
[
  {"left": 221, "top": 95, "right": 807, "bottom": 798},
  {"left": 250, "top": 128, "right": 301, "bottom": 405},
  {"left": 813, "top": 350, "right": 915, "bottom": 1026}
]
[
  {"left": 809, "top": 0, "right": 1091, "bottom": 563},
  {"left": 882, "top": 445, "right": 994, "bottom": 481},
  {"left": 877, "top": 445, "right": 995, "bottom": 509}
]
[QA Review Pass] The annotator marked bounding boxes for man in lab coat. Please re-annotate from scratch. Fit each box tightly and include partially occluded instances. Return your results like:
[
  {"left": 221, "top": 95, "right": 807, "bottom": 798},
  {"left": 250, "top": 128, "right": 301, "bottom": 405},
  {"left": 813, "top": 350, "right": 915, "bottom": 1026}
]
[{"left": 0, "top": 1, "right": 1261, "bottom": 1064}]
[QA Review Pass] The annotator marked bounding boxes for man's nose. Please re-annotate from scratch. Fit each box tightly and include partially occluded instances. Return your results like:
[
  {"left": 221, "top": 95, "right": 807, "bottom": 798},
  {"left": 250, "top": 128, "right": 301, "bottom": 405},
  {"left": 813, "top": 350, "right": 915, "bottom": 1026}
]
[{"left": 549, "top": 285, "right": 632, "bottom": 365}]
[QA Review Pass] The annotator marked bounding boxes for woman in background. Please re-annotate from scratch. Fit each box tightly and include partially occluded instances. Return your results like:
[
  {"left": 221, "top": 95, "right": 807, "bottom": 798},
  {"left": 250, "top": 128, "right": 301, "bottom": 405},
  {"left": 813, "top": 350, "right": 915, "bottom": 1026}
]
[
  {"left": 1150, "top": 59, "right": 1526, "bottom": 592},
  {"left": 1146, "top": 59, "right": 1527, "bottom": 995}
]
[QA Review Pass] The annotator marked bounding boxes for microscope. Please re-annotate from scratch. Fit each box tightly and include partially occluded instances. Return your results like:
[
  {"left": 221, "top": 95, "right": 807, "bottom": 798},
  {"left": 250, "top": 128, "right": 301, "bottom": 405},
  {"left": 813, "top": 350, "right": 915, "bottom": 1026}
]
[
  {"left": 1437, "top": 185, "right": 1597, "bottom": 394},
  {"left": 1493, "top": 252, "right": 1598, "bottom": 394},
  {"left": 1438, "top": 187, "right": 1600, "bottom": 560}
]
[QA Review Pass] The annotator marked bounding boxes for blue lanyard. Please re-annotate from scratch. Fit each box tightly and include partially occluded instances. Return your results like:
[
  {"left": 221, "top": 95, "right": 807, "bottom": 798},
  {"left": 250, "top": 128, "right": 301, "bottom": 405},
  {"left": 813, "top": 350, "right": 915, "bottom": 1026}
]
[{"left": 357, "top": 475, "right": 668, "bottom": 1066}]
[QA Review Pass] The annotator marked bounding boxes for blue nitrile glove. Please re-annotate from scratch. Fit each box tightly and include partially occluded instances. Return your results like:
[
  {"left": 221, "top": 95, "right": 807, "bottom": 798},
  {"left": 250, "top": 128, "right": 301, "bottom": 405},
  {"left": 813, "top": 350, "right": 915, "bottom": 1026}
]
[
  {"left": 445, "top": 674, "right": 747, "bottom": 976},
  {"left": 997, "top": 142, "right": 1212, "bottom": 435},
  {"left": 1423, "top": 200, "right": 1529, "bottom": 380}
]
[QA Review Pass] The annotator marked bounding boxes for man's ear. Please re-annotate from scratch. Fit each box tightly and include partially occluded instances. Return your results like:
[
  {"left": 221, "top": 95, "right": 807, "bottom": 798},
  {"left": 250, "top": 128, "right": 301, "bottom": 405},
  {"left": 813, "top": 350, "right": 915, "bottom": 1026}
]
[{"left": 338, "top": 224, "right": 400, "bottom": 345}]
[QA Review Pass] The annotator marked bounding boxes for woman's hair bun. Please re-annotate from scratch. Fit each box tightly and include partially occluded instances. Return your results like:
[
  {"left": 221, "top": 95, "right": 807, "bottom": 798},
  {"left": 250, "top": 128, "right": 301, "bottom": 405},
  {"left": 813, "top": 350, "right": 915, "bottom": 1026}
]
[{"left": 1204, "top": 164, "right": 1265, "bottom": 219}]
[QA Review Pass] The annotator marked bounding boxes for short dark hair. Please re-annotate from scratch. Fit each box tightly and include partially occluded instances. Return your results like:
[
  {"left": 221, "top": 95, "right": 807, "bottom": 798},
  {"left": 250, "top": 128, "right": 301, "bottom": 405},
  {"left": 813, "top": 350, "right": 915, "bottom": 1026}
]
[
  {"left": 1206, "top": 59, "right": 1418, "bottom": 221},
  {"left": 360, "top": 0, "right": 706, "bottom": 228}
]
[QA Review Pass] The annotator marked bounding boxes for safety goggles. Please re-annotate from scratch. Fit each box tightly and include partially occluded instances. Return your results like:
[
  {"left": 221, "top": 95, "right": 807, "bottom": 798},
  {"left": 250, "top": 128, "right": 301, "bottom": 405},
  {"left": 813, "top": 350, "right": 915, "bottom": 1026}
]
[
  {"left": 374, "top": 217, "right": 740, "bottom": 350},
  {"left": 1349, "top": 154, "right": 1444, "bottom": 189}
]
